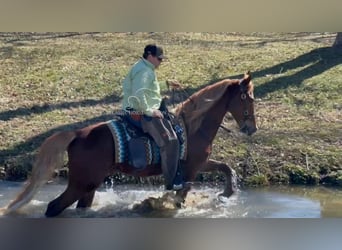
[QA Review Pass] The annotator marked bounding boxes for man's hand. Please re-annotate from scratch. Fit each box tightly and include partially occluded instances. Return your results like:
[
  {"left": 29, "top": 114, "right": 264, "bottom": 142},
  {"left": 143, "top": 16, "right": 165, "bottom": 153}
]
[
  {"left": 166, "top": 80, "right": 182, "bottom": 89},
  {"left": 151, "top": 109, "right": 164, "bottom": 119}
]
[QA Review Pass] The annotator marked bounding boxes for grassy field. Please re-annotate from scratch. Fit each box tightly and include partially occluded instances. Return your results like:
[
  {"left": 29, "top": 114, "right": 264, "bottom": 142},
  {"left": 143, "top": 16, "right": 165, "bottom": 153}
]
[{"left": 0, "top": 32, "right": 341, "bottom": 187}]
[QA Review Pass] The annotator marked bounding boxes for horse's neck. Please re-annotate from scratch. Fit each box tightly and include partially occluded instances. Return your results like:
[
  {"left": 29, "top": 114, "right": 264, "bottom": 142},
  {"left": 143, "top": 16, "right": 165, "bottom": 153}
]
[
  {"left": 178, "top": 80, "right": 237, "bottom": 142},
  {"left": 195, "top": 98, "right": 227, "bottom": 143}
]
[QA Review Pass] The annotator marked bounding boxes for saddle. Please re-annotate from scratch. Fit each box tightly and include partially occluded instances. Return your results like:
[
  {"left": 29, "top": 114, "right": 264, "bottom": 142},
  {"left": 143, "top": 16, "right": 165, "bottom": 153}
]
[{"left": 106, "top": 110, "right": 187, "bottom": 170}]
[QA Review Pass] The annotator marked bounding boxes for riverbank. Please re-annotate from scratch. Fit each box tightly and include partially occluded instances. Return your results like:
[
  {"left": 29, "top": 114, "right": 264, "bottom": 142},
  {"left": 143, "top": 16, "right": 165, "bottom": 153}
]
[{"left": 0, "top": 32, "right": 341, "bottom": 186}]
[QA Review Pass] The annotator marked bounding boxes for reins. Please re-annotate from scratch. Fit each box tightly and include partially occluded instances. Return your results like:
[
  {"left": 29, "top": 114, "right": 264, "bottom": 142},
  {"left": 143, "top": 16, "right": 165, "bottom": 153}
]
[{"left": 171, "top": 87, "right": 232, "bottom": 134}]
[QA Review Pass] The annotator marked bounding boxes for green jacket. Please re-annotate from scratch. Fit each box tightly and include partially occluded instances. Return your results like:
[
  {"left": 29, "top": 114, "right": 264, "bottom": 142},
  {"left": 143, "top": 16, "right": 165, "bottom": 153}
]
[{"left": 122, "top": 58, "right": 162, "bottom": 116}]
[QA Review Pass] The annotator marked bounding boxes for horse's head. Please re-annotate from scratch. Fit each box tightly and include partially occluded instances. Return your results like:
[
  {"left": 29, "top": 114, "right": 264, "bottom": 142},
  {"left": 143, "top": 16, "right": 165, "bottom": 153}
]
[{"left": 228, "top": 71, "right": 257, "bottom": 136}]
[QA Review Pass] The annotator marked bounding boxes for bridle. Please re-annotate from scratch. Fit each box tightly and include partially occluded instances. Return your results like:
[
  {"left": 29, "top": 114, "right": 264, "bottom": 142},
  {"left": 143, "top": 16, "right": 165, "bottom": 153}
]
[{"left": 239, "top": 81, "right": 255, "bottom": 122}]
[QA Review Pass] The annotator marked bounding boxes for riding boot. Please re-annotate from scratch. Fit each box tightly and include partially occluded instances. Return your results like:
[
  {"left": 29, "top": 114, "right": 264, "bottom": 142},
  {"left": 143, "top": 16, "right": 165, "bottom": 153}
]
[
  {"left": 159, "top": 138, "right": 181, "bottom": 190},
  {"left": 141, "top": 116, "right": 183, "bottom": 190},
  {"left": 173, "top": 160, "right": 184, "bottom": 187}
]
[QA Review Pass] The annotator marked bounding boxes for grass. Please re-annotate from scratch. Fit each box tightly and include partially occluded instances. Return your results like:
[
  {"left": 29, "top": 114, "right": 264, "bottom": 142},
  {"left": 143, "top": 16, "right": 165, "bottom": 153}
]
[{"left": 0, "top": 32, "right": 341, "bottom": 186}]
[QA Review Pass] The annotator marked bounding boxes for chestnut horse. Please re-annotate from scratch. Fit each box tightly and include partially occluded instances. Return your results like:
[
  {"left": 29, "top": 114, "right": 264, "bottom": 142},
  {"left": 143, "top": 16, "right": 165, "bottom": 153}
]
[{"left": 1, "top": 72, "right": 257, "bottom": 217}]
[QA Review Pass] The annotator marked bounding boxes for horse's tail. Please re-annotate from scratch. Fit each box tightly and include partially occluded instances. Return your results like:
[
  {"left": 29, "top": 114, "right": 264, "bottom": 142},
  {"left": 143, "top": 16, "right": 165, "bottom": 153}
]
[{"left": 0, "top": 131, "right": 76, "bottom": 215}]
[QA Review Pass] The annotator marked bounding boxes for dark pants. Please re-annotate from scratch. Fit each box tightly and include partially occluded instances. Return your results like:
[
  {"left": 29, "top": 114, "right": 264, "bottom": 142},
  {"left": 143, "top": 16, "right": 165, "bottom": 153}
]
[{"left": 141, "top": 116, "right": 180, "bottom": 189}]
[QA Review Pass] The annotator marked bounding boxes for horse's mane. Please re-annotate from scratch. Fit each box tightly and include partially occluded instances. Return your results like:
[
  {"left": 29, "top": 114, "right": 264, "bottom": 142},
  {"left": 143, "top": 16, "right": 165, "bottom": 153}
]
[{"left": 175, "top": 79, "right": 240, "bottom": 135}]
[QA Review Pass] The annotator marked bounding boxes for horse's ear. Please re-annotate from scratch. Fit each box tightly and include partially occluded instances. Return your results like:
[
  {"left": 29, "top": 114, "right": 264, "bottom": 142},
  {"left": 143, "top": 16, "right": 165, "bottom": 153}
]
[
  {"left": 240, "top": 71, "right": 252, "bottom": 89},
  {"left": 244, "top": 71, "right": 252, "bottom": 82}
]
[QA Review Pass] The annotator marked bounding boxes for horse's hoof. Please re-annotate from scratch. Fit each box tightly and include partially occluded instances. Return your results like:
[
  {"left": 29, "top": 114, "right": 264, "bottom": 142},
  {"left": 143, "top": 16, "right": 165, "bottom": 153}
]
[
  {"left": 218, "top": 194, "right": 230, "bottom": 203},
  {"left": 173, "top": 195, "right": 186, "bottom": 209},
  {"left": 220, "top": 190, "right": 234, "bottom": 198},
  {"left": 175, "top": 202, "right": 182, "bottom": 209}
]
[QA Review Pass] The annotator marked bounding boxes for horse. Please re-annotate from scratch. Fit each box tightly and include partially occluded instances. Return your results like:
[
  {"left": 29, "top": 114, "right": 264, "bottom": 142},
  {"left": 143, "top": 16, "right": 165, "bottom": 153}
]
[{"left": 0, "top": 71, "right": 257, "bottom": 217}]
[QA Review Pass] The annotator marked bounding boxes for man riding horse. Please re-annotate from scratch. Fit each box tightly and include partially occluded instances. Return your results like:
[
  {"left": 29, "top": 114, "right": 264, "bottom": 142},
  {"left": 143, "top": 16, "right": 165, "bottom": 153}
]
[
  {"left": 122, "top": 44, "right": 184, "bottom": 191},
  {"left": 1, "top": 54, "right": 257, "bottom": 217}
]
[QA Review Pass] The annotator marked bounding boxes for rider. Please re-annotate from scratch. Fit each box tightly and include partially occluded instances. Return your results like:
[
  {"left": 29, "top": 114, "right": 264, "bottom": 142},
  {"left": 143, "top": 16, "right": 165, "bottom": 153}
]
[{"left": 122, "top": 44, "right": 184, "bottom": 191}]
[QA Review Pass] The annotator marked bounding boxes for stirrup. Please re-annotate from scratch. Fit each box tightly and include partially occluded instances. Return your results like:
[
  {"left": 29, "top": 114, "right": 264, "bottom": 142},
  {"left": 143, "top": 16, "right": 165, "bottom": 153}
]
[
  {"left": 165, "top": 183, "right": 184, "bottom": 191},
  {"left": 172, "top": 183, "right": 184, "bottom": 191}
]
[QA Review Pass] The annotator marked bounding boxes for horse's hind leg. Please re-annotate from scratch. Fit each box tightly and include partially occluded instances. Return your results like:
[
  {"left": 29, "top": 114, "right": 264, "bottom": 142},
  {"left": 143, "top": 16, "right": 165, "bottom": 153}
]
[
  {"left": 201, "top": 159, "right": 237, "bottom": 197},
  {"left": 77, "top": 190, "right": 96, "bottom": 208},
  {"left": 45, "top": 185, "right": 83, "bottom": 217}
]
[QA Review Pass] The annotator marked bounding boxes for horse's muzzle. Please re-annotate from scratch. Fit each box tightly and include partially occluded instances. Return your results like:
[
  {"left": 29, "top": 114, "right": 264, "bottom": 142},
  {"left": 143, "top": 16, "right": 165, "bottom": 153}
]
[{"left": 240, "top": 124, "right": 257, "bottom": 136}]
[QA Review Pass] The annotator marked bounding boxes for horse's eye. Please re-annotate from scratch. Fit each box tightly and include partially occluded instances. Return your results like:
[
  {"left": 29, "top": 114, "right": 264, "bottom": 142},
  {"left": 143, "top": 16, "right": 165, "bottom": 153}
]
[
  {"left": 244, "top": 111, "right": 249, "bottom": 116},
  {"left": 241, "top": 93, "right": 247, "bottom": 100}
]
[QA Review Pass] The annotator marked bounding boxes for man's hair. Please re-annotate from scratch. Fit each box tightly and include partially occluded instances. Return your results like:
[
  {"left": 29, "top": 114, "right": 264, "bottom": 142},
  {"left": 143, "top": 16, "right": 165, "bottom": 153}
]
[{"left": 143, "top": 44, "right": 165, "bottom": 59}]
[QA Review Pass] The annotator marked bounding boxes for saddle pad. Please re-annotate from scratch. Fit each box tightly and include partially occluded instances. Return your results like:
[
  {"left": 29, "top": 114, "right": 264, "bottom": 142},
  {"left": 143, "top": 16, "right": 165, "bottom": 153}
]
[{"left": 106, "top": 116, "right": 187, "bottom": 165}]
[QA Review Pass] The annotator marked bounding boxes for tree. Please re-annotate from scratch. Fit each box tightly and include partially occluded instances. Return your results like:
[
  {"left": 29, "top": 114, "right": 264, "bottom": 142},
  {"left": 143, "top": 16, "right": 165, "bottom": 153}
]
[{"left": 333, "top": 32, "right": 342, "bottom": 48}]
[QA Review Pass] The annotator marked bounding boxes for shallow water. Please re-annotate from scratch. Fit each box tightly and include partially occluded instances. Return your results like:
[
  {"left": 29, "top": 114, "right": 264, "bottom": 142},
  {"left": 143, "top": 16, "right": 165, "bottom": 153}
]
[{"left": 1, "top": 180, "right": 342, "bottom": 218}]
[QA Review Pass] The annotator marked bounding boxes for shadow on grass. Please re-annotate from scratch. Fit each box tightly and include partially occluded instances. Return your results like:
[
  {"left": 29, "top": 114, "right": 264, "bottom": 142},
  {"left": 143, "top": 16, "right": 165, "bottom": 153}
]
[
  {"left": 253, "top": 46, "right": 342, "bottom": 98},
  {"left": 153, "top": 46, "right": 342, "bottom": 110},
  {"left": 176, "top": 46, "right": 342, "bottom": 101},
  {"left": 0, "top": 94, "right": 121, "bottom": 122}
]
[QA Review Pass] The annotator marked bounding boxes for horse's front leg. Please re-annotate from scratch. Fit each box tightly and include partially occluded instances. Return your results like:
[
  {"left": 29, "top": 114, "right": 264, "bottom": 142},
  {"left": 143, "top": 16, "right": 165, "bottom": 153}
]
[
  {"left": 174, "top": 183, "right": 191, "bottom": 208},
  {"left": 201, "top": 159, "right": 237, "bottom": 198}
]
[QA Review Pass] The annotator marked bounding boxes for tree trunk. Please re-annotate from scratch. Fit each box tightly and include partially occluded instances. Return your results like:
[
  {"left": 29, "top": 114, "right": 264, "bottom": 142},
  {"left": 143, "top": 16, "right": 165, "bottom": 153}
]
[{"left": 333, "top": 32, "right": 342, "bottom": 48}]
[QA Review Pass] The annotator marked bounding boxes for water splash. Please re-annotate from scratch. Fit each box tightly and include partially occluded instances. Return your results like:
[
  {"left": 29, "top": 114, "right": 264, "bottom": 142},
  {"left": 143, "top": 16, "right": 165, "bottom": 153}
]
[{"left": 0, "top": 181, "right": 331, "bottom": 218}]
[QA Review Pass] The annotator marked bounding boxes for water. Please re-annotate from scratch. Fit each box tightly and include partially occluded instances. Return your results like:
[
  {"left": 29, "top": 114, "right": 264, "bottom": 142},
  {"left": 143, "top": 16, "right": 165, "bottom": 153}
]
[{"left": 1, "top": 180, "right": 342, "bottom": 218}]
